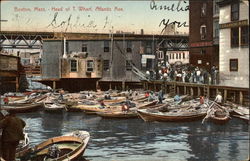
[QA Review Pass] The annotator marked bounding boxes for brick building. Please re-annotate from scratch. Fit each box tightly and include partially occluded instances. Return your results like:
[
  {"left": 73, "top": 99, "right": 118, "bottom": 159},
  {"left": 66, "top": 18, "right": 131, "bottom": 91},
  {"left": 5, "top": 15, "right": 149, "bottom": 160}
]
[{"left": 189, "top": 0, "right": 220, "bottom": 70}]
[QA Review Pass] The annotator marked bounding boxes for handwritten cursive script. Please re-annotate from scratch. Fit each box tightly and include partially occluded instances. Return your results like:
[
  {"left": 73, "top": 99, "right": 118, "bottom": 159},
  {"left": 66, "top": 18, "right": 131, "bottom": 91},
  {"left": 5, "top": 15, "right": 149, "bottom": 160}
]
[
  {"left": 47, "top": 12, "right": 98, "bottom": 32},
  {"left": 150, "top": 0, "right": 189, "bottom": 12},
  {"left": 159, "top": 19, "right": 189, "bottom": 34}
]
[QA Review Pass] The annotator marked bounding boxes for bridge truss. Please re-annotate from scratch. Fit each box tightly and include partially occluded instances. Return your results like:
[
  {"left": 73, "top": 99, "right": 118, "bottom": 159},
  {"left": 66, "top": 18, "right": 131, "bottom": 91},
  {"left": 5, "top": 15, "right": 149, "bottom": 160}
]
[{"left": 0, "top": 31, "right": 54, "bottom": 49}]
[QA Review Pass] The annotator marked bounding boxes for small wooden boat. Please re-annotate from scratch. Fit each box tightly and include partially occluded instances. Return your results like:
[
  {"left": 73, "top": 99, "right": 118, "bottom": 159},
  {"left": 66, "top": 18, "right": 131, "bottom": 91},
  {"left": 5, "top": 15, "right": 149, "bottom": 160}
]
[
  {"left": 21, "top": 131, "right": 90, "bottom": 161},
  {"left": 1, "top": 102, "right": 44, "bottom": 113},
  {"left": 202, "top": 102, "right": 230, "bottom": 125},
  {"left": 102, "top": 97, "right": 126, "bottom": 104},
  {"left": 96, "top": 110, "right": 138, "bottom": 119},
  {"left": 44, "top": 103, "right": 65, "bottom": 113},
  {"left": 70, "top": 104, "right": 121, "bottom": 114},
  {"left": 210, "top": 109, "right": 230, "bottom": 124},
  {"left": 137, "top": 108, "right": 207, "bottom": 122},
  {"left": 136, "top": 100, "right": 159, "bottom": 109}
]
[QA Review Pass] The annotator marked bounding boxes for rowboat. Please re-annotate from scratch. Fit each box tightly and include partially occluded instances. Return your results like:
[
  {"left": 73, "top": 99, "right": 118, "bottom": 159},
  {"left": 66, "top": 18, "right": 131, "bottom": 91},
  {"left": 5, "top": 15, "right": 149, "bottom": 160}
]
[
  {"left": 96, "top": 110, "right": 138, "bottom": 119},
  {"left": 70, "top": 103, "right": 121, "bottom": 114},
  {"left": 210, "top": 109, "right": 230, "bottom": 124},
  {"left": 21, "top": 131, "right": 90, "bottom": 161},
  {"left": 137, "top": 108, "right": 207, "bottom": 122},
  {"left": 1, "top": 102, "right": 44, "bottom": 113},
  {"left": 102, "top": 97, "right": 126, "bottom": 104},
  {"left": 202, "top": 102, "right": 231, "bottom": 125},
  {"left": 223, "top": 102, "right": 249, "bottom": 123},
  {"left": 44, "top": 103, "right": 65, "bottom": 113},
  {"left": 136, "top": 100, "right": 158, "bottom": 109}
]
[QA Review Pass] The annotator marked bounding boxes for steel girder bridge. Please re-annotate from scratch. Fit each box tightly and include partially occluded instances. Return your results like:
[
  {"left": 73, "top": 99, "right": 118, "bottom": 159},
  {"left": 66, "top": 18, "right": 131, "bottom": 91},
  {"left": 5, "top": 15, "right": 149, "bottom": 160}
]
[
  {"left": 0, "top": 31, "right": 54, "bottom": 49},
  {"left": 157, "top": 36, "right": 189, "bottom": 52}
]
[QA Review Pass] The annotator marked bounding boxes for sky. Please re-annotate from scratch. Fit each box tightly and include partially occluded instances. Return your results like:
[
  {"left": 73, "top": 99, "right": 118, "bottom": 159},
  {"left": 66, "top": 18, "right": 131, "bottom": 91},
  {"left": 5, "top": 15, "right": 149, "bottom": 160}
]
[{"left": 0, "top": 0, "right": 189, "bottom": 35}]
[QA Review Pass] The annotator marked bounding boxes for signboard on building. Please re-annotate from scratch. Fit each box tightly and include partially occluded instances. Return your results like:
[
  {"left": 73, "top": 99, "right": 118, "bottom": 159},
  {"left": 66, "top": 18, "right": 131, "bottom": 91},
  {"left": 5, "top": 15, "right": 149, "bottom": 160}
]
[
  {"left": 219, "top": 20, "right": 248, "bottom": 29},
  {"left": 190, "top": 41, "right": 213, "bottom": 47}
]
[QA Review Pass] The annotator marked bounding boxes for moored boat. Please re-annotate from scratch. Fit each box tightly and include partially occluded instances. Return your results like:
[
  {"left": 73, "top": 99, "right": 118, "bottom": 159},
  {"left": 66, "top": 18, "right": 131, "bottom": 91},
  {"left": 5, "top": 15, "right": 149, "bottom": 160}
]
[
  {"left": 20, "top": 130, "right": 90, "bottom": 161},
  {"left": 69, "top": 103, "right": 121, "bottom": 114},
  {"left": 96, "top": 110, "right": 138, "bottom": 119},
  {"left": 202, "top": 102, "right": 231, "bottom": 125},
  {"left": 44, "top": 103, "right": 65, "bottom": 113},
  {"left": 136, "top": 100, "right": 158, "bottom": 109},
  {"left": 1, "top": 102, "right": 44, "bottom": 113},
  {"left": 137, "top": 108, "right": 207, "bottom": 122}
]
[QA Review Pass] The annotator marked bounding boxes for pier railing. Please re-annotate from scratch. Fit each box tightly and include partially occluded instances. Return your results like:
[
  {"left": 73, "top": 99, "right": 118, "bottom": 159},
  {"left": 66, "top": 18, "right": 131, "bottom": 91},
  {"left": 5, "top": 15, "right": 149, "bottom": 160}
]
[{"left": 142, "top": 80, "right": 249, "bottom": 106}]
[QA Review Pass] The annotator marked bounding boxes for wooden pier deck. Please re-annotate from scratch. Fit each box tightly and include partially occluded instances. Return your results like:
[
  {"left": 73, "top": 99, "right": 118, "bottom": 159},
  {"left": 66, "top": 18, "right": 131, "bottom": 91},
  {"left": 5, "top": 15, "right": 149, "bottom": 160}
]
[{"left": 142, "top": 81, "right": 249, "bottom": 106}]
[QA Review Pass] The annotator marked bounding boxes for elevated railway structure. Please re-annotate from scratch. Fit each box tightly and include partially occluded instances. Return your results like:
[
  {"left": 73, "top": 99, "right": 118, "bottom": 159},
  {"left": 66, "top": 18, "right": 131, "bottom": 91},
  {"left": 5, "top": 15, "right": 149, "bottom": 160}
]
[{"left": 0, "top": 31, "right": 54, "bottom": 49}]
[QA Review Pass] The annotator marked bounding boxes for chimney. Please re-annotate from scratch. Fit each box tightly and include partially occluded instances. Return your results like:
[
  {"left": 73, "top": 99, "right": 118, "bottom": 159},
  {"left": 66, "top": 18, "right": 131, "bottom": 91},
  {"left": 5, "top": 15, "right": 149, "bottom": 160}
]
[{"left": 141, "top": 29, "right": 144, "bottom": 35}]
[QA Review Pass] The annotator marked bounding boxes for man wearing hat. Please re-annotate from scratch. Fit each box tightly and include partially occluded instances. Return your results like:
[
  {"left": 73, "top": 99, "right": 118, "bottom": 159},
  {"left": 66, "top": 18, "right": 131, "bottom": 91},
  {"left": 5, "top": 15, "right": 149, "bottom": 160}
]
[
  {"left": 0, "top": 110, "right": 26, "bottom": 161},
  {"left": 214, "top": 92, "right": 223, "bottom": 105}
]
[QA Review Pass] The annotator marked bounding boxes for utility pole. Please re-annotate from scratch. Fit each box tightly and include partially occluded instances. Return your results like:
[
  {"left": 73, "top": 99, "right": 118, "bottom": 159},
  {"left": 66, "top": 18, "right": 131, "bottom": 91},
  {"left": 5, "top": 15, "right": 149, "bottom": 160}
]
[{"left": 110, "top": 26, "right": 114, "bottom": 81}]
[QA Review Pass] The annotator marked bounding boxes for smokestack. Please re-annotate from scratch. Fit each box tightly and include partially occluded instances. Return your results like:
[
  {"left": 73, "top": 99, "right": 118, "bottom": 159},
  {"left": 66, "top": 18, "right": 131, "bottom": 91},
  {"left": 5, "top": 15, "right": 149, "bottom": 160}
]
[
  {"left": 141, "top": 29, "right": 144, "bottom": 35},
  {"left": 63, "top": 37, "right": 67, "bottom": 58}
]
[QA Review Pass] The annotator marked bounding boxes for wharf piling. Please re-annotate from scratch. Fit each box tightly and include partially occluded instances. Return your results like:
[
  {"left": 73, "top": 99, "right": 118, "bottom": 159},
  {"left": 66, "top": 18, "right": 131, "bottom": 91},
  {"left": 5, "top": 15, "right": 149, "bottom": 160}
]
[{"left": 142, "top": 81, "right": 249, "bottom": 106}]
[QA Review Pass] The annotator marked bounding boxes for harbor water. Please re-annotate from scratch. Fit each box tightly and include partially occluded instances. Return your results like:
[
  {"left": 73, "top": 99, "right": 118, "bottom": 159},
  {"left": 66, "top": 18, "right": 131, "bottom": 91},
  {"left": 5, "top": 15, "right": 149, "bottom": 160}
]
[{"left": 18, "top": 111, "right": 249, "bottom": 161}]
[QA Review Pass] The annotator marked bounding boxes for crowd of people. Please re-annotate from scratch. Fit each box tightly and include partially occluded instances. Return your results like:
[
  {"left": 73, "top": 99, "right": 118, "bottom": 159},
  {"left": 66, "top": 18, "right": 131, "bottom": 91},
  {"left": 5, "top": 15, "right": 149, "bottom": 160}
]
[{"left": 148, "top": 64, "right": 219, "bottom": 85}]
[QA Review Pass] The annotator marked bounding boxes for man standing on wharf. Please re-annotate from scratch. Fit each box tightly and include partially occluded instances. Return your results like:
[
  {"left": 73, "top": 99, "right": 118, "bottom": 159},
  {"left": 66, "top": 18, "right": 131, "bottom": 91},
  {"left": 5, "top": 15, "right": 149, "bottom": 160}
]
[{"left": 0, "top": 110, "right": 26, "bottom": 161}]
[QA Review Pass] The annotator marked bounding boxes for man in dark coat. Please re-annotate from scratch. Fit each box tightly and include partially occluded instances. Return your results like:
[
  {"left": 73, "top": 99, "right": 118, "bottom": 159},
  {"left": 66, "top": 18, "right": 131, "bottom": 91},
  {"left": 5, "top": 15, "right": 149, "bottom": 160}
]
[{"left": 0, "top": 110, "right": 26, "bottom": 161}]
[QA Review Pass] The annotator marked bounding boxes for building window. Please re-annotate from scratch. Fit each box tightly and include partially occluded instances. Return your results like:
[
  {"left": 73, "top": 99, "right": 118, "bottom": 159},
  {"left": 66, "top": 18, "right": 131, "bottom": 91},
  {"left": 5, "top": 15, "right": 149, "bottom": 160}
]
[
  {"left": 231, "top": 28, "right": 239, "bottom": 47},
  {"left": 214, "top": 20, "right": 219, "bottom": 39},
  {"left": 127, "top": 41, "right": 132, "bottom": 53},
  {"left": 103, "top": 60, "right": 109, "bottom": 71},
  {"left": 214, "top": 0, "right": 219, "bottom": 15},
  {"left": 230, "top": 59, "right": 238, "bottom": 71},
  {"left": 104, "top": 41, "right": 110, "bottom": 52},
  {"left": 200, "top": 25, "right": 207, "bottom": 40},
  {"left": 241, "top": 26, "right": 249, "bottom": 46},
  {"left": 87, "top": 60, "right": 94, "bottom": 72},
  {"left": 82, "top": 44, "right": 87, "bottom": 52},
  {"left": 231, "top": 3, "right": 239, "bottom": 21},
  {"left": 201, "top": 3, "right": 207, "bottom": 17},
  {"left": 176, "top": 53, "right": 178, "bottom": 59},
  {"left": 201, "top": 49, "right": 206, "bottom": 55},
  {"left": 183, "top": 53, "right": 185, "bottom": 59},
  {"left": 126, "top": 60, "right": 132, "bottom": 71},
  {"left": 146, "top": 59, "right": 153, "bottom": 70},
  {"left": 169, "top": 54, "right": 171, "bottom": 59},
  {"left": 179, "top": 53, "right": 181, "bottom": 59},
  {"left": 66, "top": 41, "right": 69, "bottom": 54},
  {"left": 145, "top": 41, "right": 152, "bottom": 54},
  {"left": 158, "top": 51, "right": 164, "bottom": 59},
  {"left": 139, "top": 46, "right": 144, "bottom": 54},
  {"left": 70, "top": 60, "right": 77, "bottom": 72}
]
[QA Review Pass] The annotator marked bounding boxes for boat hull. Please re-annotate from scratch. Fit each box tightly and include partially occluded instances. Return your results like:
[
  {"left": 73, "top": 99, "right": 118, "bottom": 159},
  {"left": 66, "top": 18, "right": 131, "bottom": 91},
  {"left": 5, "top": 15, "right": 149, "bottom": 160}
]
[
  {"left": 137, "top": 110, "right": 206, "bottom": 122},
  {"left": 20, "top": 131, "right": 90, "bottom": 161},
  {"left": 97, "top": 111, "right": 138, "bottom": 118},
  {"left": 1, "top": 103, "right": 44, "bottom": 113}
]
